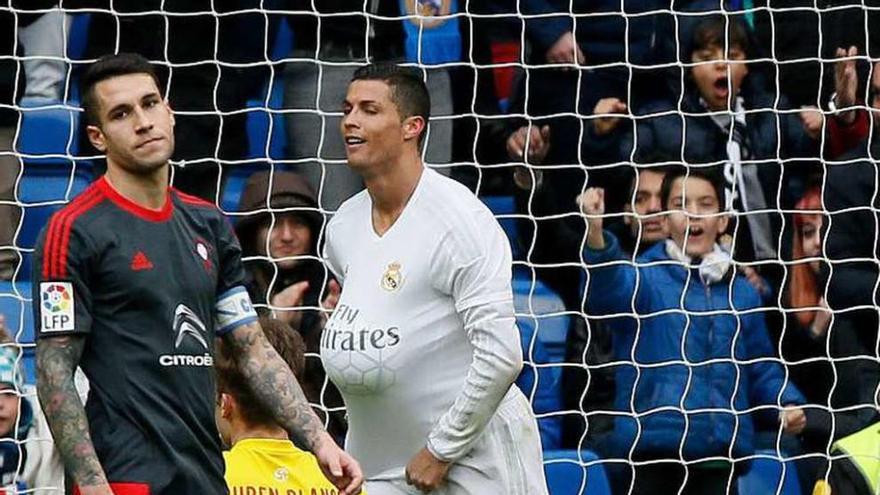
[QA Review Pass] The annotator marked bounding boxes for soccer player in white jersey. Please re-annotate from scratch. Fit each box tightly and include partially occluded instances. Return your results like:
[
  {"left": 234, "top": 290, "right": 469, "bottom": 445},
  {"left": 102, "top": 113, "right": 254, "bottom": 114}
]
[{"left": 321, "top": 63, "right": 548, "bottom": 494}]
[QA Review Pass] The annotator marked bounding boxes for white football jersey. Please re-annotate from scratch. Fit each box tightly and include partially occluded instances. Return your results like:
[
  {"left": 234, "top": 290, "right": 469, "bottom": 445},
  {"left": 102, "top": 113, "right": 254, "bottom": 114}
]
[{"left": 321, "top": 168, "right": 525, "bottom": 479}]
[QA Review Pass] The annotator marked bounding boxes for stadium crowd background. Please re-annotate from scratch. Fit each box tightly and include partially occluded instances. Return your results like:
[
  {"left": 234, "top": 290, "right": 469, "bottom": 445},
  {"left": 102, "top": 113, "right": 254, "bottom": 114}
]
[{"left": 1, "top": 1, "right": 879, "bottom": 494}]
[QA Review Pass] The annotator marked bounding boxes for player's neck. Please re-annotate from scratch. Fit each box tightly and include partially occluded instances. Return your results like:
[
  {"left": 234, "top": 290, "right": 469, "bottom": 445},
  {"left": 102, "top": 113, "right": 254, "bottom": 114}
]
[
  {"left": 104, "top": 163, "right": 169, "bottom": 211},
  {"left": 229, "top": 421, "right": 289, "bottom": 445},
  {"left": 365, "top": 154, "right": 423, "bottom": 236}
]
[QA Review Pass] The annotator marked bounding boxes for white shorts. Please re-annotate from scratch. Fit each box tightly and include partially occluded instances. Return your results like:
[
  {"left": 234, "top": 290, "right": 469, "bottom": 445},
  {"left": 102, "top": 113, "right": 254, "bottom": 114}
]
[{"left": 365, "top": 390, "right": 548, "bottom": 495}]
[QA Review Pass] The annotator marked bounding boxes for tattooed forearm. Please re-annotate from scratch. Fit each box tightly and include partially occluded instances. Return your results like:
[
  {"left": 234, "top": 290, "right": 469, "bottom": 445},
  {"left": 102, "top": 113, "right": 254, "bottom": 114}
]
[
  {"left": 223, "top": 321, "right": 326, "bottom": 450},
  {"left": 36, "top": 336, "right": 108, "bottom": 487}
]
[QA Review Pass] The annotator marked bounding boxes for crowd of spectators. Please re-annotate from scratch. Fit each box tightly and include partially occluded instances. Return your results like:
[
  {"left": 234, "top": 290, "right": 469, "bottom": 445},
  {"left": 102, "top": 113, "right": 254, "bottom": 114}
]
[{"left": 1, "top": 1, "right": 879, "bottom": 494}]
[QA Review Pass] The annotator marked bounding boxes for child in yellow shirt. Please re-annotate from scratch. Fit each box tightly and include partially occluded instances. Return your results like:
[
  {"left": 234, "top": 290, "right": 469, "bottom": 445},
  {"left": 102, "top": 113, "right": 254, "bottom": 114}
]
[{"left": 216, "top": 317, "right": 364, "bottom": 494}]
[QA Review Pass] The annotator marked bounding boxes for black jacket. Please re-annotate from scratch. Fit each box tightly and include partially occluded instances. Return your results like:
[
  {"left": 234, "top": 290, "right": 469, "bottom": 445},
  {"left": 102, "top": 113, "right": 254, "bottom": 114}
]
[{"left": 799, "top": 139, "right": 880, "bottom": 450}]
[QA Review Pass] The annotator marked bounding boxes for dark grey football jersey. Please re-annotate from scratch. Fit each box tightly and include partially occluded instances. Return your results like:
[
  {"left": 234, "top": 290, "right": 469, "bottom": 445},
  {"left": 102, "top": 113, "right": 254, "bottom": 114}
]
[{"left": 33, "top": 176, "right": 248, "bottom": 495}]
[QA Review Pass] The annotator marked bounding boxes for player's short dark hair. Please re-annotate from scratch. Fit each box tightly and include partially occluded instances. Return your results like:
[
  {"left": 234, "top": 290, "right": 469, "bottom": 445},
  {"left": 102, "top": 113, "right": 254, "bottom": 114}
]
[
  {"left": 691, "top": 16, "right": 751, "bottom": 58},
  {"left": 81, "top": 53, "right": 163, "bottom": 127},
  {"left": 351, "top": 63, "right": 430, "bottom": 144},
  {"left": 216, "top": 317, "right": 306, "bottom": 427},
  {"left": 660, "top": 165, "right": 726, "bottom": 211}
]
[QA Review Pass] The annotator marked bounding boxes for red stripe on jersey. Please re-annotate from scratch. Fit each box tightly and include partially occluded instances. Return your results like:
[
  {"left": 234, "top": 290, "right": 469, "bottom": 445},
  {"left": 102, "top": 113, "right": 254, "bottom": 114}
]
[
  {"left": 73, "top": 483, "right": 150, "bottom": 495},
  {"left": 42, "top": 210, "right": 63, "bottom": 279},
  {"left": 42, "top": 184, "right": 102, "bottom": 279},
  {"left": 97, "top": 176, "right": 173, "bottom": 222},
  {"left": 54, "top": 191, "right": 105, "bottom": 278},
  {"left": 174, "top": 189, "right": 214, "bottom": 208}
]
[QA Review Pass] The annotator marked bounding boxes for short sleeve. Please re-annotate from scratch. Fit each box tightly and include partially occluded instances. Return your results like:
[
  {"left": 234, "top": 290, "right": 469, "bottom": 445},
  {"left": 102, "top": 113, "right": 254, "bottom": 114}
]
[
  {"left": 32, "top": 223, "right": 93, "bottom": 338},
  {"left": 215, "top": 215, "right": 248, "bottom": 296}
]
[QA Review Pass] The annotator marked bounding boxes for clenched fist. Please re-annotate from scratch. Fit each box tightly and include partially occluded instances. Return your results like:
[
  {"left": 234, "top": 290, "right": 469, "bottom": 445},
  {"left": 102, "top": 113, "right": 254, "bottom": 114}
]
[
  {"left": 577, "top": 187, "right": 606, "bottom": 250},
  {"left": 780, "top": 407, "right": 807, "bottom": 436}
]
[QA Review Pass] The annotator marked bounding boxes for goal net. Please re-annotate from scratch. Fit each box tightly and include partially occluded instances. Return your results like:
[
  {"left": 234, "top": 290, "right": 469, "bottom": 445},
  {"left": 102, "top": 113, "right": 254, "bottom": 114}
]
[{"left": 1, "top": 2, "right": 878, "bottom": 494}]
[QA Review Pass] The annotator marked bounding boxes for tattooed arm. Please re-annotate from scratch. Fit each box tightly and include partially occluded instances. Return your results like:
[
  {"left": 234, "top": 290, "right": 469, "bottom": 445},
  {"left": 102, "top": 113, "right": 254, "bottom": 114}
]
[
  {"left": 36, "top": 336, "right": 113, "bottom": 495},
  {"left": 221, "top": 321, "right": 363, "bottom": 495}
]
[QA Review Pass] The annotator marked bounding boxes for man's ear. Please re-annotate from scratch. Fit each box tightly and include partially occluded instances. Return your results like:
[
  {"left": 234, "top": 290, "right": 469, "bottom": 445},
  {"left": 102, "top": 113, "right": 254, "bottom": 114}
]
[
  {"left": 220, "top": 393, "right": 234, "bottom": 419},
  {"left": 86, "top": 125, "right": 107, "bottom": 152},
  {"left": 402, "top": 115, "right": 425, "bottom": 142},
  {"left": 164, "top": 99, "right": 175, "bottom": 127}
]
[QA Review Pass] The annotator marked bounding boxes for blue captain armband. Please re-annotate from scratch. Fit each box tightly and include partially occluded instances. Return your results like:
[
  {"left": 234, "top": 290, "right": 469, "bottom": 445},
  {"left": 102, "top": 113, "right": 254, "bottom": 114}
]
[{"left": 215, "top": 286, "right": 258, "bottom": 335}]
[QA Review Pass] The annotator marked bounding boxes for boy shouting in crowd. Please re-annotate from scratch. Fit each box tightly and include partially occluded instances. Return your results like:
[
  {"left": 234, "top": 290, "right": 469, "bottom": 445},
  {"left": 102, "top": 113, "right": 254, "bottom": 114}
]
[{"left": 580, "top": 166, "right": 806, "bottom": 494}]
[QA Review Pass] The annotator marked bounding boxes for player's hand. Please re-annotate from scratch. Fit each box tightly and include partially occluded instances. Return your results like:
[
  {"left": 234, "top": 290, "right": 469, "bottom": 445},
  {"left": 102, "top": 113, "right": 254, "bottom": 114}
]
[
  {"left": 592, "top": 97, "right": 627, "bottom": 136},
  {"left": 271, "top": 281, "right": 310, "bottom": 328},
  {"left": 545, "top": 31, "right": 586, "bottom": 67},
  {"left": 506, "top": 125, "right": 551, "bottom": 163},
  {"left": 834, "top": 46, "right": 858, "bottom": 124},
  {"left": 406, "top": 447, "right": 451, "bottom": 493},
  {"left": 780, "top": 407, "right": 807, "bottom": 435},
  {"left": 313, "top": 433, "right": 364, "bottom": 495},
  {"left": 577, "top": 187, "right": 606, "bottom": 250},
  {"left": 799, "top": 106, "right": 824, "bottom": 141}
]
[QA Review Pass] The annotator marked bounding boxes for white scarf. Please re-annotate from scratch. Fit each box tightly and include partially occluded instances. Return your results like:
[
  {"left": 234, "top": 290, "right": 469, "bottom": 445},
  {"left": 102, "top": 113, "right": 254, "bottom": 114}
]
[
  {"left": 703, "top": 96, "right": 776, "bottom": 260},
  {"left": 665, "top": 239, "right": 732, "bottom": 285}
]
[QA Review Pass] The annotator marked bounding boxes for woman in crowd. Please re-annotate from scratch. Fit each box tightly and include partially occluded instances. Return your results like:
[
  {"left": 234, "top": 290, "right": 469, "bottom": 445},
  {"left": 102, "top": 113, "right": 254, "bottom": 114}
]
[{"left": 235, "top": 171, "right": 346, "bottom": 441}]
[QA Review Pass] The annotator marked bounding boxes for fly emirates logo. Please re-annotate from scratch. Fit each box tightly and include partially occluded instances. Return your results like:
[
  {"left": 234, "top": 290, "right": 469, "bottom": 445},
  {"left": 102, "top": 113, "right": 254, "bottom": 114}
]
[{"left": 322, "top": 304, "right": 400, "bottom": 351}]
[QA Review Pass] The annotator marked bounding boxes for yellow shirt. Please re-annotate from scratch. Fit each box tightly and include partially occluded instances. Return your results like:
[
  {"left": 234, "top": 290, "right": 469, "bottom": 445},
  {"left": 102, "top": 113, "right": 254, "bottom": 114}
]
[{"left": 224, "top": 438, "right": 363, "bottom": 495}]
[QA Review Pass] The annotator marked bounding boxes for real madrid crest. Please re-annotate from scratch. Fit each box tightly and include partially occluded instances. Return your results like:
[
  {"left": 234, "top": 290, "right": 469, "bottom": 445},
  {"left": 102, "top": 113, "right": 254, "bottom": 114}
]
[{"left": 381, "top": 261, "right": 403, "bottom": 292}]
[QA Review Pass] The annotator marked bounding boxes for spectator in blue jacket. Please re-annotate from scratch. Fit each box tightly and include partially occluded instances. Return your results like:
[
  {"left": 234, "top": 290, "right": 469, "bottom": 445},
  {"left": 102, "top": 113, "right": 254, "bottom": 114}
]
[
  {"left": 579, "top": 166, "right": 805, "bottom": 495},
  {"left": 585, "top": 16, "right": 818, "bottom": 269}
]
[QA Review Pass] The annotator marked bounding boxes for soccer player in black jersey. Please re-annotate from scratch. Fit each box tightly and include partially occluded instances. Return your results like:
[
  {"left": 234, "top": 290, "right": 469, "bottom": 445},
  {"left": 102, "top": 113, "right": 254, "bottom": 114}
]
[{"left": 32, "top": 54, "right": 363, "bottom": 495}]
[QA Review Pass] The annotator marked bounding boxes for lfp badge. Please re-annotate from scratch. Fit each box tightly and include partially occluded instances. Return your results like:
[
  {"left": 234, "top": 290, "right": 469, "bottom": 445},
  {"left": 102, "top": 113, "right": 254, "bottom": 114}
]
[{"left": 40, "top": 282, "right": 75, "bottom": 332}]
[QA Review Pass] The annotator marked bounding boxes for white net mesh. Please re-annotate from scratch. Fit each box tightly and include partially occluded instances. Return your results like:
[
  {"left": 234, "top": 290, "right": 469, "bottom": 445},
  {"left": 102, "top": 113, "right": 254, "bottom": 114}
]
[{"left": 1, "top": 2, "right": 879, "bottom": 494}]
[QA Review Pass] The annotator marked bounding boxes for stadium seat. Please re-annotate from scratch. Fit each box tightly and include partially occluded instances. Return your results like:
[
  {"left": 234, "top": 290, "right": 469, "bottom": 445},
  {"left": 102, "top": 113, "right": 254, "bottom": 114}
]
[
  {"left": 738, "top": 450, "right": 802, "bottom": 495},
  {"left": 245, "top": 88, "right": 287, "bottom": 161},
  {"left": 271, "top": 14, "right": 294, "bottom": 61},
  {"left": 16, "top": 99, "right": 80, "bottom": 163},
  {"left": 68, "top": 14, "right": 91, "bottom": 62},
  {"left": 543, "top": 449, "right": 612, "bottom": 495},
  {"left": 16, "top": 164, "right": 93, "bottom": 282},
  {"left": 516, "top": 321, "right": 563, "bottom": 449},
  {"left": 513, "top": 272, "right": 569, "bottom": 363},
  {"left": 480, "top": 195, "right": 521, "bottom": 259},
  {"left": 220, "top": 167, "right": 252, "bottom": 215},
  {"left": 244, "top": 17, "right": 293, "bottom": 161},
  {"left": 0, "top": 281, "right": 36, "bottom": 384},
  {"left": 513, "top": 271, "right": 569, "bottom": 450},
  {"left": 219, "top": 163, "right": 302, "bottom": 217}
]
